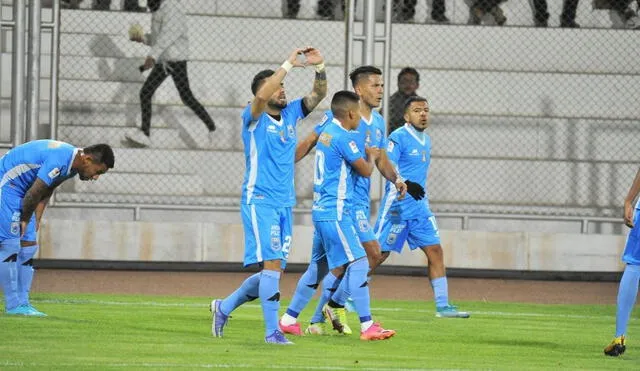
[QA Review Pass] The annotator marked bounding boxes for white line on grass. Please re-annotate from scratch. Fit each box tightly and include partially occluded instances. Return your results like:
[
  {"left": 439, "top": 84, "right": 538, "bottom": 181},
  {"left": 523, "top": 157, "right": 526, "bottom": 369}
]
[
  {"left": 30, "top": 298, "right": 622, "bottom": 321},
  {"left": 0, "top": 361, "right": 456, "bottom": 371}
]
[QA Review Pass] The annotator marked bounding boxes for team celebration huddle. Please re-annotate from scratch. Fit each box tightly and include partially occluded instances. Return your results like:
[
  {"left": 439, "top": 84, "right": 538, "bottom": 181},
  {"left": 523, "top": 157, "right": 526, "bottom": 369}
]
[{"left": 208, "top": 46, "right": 468, "bottom": 345}]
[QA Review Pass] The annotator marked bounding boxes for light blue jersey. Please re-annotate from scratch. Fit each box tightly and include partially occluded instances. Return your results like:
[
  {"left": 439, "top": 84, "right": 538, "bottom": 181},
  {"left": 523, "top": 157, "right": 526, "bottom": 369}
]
[
  {"left": 0, "top": 140, "right": 78, "bottom": 240},
  {"left": 378, "top": 124, "right": 433, "bottom": 221},
  {"left": 311, "top": 119, "right": 363, "bottom": 222},
  {"left": 0, "top": 140, "right": 78, "bottom": 198},
  {"left": 623, "top": 199, "right": 640, "bottom": 265},
  {"left": 240, "top": 98, "right": 305, "bottom": 207},
  {"left": 314, "top": 110, "right": 387, "bottom": 207}
]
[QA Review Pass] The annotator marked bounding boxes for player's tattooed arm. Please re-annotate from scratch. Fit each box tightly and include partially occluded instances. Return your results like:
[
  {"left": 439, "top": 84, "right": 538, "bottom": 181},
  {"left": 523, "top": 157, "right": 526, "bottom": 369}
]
[
  {"left": 303, "top": 70, "right": 328, "bottom": 112},
  {"left": 20, "top": 178, "right": 52, "bottom": 224}
]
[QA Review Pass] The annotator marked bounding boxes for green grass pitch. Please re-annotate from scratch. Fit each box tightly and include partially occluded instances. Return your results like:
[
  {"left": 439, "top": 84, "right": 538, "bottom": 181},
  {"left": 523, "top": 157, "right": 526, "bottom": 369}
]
[{"left": 1, "top": 293, "right": 638, "bottom": 370}]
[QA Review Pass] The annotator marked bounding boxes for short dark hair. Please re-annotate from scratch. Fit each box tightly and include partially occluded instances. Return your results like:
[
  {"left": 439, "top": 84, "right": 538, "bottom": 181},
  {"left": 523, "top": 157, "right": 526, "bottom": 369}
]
[
  {"left": 403, "top": 96, "right": 428, "bottom": 112},
  {"left": 398, "top": 67, "right": 420, "bottom": 83},
  {"left": 251, "top": 69, "right": 275, "bottom": 95},
  {"left": 331, "top": 90, "right": 360, "bottom": 119},
  {"left": 84, "top": 144, "right": 115, "bottom": 169},
  {"left": 349, "top": 65, "right": 382, "bottom": 88}
]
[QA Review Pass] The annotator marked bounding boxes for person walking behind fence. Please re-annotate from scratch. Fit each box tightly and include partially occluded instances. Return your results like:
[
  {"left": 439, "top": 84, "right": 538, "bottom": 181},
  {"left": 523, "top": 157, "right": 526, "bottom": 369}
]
[
  {"left": 124, "top": 0, "right": 216, "bottom": 148},
  {"left": 0, "top": 140, "right": 114, "bottom": 316},
  {"left": 604, "top": 167, "right": 640, "bottom": 356}
]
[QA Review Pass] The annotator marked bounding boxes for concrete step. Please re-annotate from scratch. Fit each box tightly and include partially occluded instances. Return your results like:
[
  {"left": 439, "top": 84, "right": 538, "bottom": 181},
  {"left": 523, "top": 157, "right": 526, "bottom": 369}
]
[
  {"left": 54, "top": 191, "right": 241, "bottom": 207},
  {"left": 57, "top": 105, "right": 325, "bottom": 151},
  {"left": 62, "top": 172, "right": 206, "bottom": 196},
  {"left": 56, "top": 65, "right": 640, "bottom": 120}
]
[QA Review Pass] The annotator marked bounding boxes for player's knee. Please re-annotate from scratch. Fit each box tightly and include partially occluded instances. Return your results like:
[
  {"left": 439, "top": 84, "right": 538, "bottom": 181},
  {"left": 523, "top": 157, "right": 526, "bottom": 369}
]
[
  {"left": 379, "top": 251, "right": 391, "bottom": 264},
  {"left": 426, "top": 245, "right": 444, "bottom": 266}
]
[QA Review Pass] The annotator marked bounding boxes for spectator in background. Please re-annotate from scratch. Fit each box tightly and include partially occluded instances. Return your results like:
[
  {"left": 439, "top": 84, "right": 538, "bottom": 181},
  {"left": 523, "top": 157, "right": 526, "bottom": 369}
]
[
  {"left": 124, "top": 0, "right": 216, "bottom": 148},
  {"left": 392, "top": 0, "right": 449, "bottom": 23},
  {"left": 283, "top": 0, "right": 301, "bottom": 18},
  {"left": 532, "top": 0, "right": 580, "bottom": 28},
  {"left": 469, "top": 0, "right": 507, "bottom": 26},
  {"left": 386, "top": 67, "right": 419, "bottom": 134}
]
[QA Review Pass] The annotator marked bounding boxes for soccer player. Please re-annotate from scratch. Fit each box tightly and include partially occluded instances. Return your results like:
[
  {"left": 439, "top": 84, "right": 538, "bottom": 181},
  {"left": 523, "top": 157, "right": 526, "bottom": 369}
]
[
  {"left": 374, "top": 96, "right": 470, "bottom": 318},
  {"left": 0, "top": 140, "right": 115, "bottom": 316},
  {"left": 307, "top": 90, "right": 395, "bottom": 340},
  {"left": 210, "top": 47, "right": 327, "bottom": 345},
  {"left": 279, "top": 66, "right": 423, "bottom": 336},
  {"left": 604, "top": 168, "right": 640, "bottom": 356}
]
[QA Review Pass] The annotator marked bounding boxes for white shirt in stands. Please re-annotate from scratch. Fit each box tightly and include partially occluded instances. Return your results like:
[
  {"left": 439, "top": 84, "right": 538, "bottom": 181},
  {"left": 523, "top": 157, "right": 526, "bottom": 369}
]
[{"left": 144, "top": 0, "right": 189, "bottom": 62}]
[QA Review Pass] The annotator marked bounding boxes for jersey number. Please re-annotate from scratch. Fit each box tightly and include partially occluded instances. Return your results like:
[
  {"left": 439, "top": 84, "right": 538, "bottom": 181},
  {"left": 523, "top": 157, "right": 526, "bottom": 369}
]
[{"left": 313, "top": 151, "right": 325, "bottom": 186}]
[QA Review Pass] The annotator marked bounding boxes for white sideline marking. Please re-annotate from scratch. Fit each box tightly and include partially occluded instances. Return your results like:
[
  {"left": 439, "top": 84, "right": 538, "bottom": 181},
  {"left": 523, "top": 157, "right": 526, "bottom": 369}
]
[
  {"left": 29, "top": 298, "right": 623, "bottom": 321},
  {"left": 0, "top": 361, "right": 445, "bottom": 371}
]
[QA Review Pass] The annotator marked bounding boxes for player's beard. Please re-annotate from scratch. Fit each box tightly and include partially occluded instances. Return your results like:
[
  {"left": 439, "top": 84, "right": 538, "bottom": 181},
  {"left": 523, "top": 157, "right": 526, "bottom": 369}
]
[{"left": 268, "top": 99, "right": 287, "bottom": 110}]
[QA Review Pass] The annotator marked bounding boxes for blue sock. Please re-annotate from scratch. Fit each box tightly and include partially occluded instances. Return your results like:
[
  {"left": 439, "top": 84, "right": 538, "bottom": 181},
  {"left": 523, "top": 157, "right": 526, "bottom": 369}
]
[
  {"left": 18, "top": 245, "right": 38, "bottom": 306},
  {"left": 331, "top": 275, "right": 350, "bottom": 306},
  {"left": 310, "top": 272, "right": 339, "bottom": 323},
  {"left": 0, "top": 239, "right": 20, "bottom": 311},
  {"left": 219, "top": 272, "right": 260, "bottom": 316},
  {"left": 616, "top": 264, "right": 640, "bottom": 337},
  {"left": 259, "top": 269, "right": 281, "bottom": 337},
  {"left": 346, "top": 258, "right": 372, "bottom": 322},
  {"left": 431, "top": 276, "right": 449, "bottom": 308},
  {"left": 287, "top": 260, "right": 328, "bottom": 318}
]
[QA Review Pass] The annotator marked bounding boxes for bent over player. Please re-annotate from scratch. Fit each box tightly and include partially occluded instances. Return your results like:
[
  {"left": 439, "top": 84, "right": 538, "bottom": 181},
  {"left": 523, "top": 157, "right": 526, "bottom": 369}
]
[{"left": 0, "top": 140, "right": 114, "bottom": 316}]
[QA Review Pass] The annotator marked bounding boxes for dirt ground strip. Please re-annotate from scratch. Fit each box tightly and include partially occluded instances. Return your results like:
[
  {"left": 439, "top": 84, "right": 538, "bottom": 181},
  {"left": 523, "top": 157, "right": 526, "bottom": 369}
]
[{"left": 32, "top": 269, "right": 619, "bottom": 305}]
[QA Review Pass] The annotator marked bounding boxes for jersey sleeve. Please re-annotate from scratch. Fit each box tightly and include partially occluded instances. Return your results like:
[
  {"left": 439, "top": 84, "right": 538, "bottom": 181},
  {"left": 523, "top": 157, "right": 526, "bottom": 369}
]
[
  {"left": 314, "top": 111, "right": 333, "bottom": 135},
  {"left": 385, "top": 132, "right": 401, "bottom": 165},
  {"left": 336, "top": 133, "right": 364, "bottom": 165},
  {"left": 36, "top": 152, "right": 70, "bottom": 187},
  {"left": 284, "top": 98, "right": 306, "bottom": 125},
  {"left": 241, "top": 104, "right": 257, "bottom": 126}
]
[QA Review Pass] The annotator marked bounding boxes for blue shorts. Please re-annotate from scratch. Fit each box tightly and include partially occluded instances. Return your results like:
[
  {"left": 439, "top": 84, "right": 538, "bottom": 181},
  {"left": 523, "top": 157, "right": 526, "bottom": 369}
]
[
  {"left": 313, "top": 218, "right": 366, "bottom": 270},
  {"left": 0, "top": 189, "right": 35, "bottom": 241},
  {"left": 241, "top": 204, "right": 292, "bottom": 268},
  {"left": 310, "top": 229, "right": 326, "bottom": 263},
  {"left": 376, "top": 215, "right": 441, "bottom": 253},
  {"left": 623, "top": 210, "right": 640, "bottom": 265},
  {"left": 352, "top": 205, "right": 377, "bottom": 243}
]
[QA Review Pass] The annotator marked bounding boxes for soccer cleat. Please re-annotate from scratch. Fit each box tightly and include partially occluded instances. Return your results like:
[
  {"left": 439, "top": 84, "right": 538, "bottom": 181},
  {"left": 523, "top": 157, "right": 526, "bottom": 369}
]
[
  {"left": 24, "top": 305, "right": 47, "bottom": 317},
  {"left": 124, "top": 129, "right": 151, "bottom": 147},
  {"left": 436, "top": 305, "right": 470, "bottom": 318},
  {"left": 604, "top": 336, "right": 626, "bottom": 356},
  {"left": 210, "top": 299, "right": 228, "bottom": 337},
  {"left": 304, "top": 322, "right": 327, "bottom": 335},
  {"left": 279, "top": 320, "right": 303, "bottom": 336},
  {"left": 265, "top": 330, "right": 294, "bottom": 345},
  {"left": 360, "top": 322, "right": 396, "bottom": 341},
  {"left": 335, "top": 308, "right": 352, "bottom": 335},
  {"left": 5, "top": 305, "right": 33, "bottom": 316},
  {"left": 322, "top": 304, "right": 345, "bottom": 334}
]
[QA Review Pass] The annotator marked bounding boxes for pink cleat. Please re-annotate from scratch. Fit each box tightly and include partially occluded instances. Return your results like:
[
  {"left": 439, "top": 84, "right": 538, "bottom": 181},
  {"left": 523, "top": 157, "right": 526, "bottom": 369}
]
[
  {"left": 360, "top": 322, "right": 396, "bottom": 341},
  {"left": 279, "top": 320, "right": 303, "bottom": 336}
]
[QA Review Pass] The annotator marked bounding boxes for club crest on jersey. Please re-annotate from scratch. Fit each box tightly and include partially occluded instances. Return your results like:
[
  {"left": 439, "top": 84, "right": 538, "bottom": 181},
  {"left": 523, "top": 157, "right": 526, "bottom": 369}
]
[
  {"left": 365, "top": 130, "right": 371, "bottom": 145},
  {"left": 287, "top": 125, "right": 295, "bottom": 138},
  {"left": 348, "top": 141, "right": 359, "bottom": 153},
  {"left": 319, "top": 132, "right": 332, "bottom": 146},
  {"left": 386, "top": 233, "right": 397, "bottom": 245},
  {"left": 387, "top": 141, "right": 395, "bottom": 152},
  {"left": 422, "top": 150, "right": 427, "bottom": 162},
  {"left": 270, "top": 225, "right": 282, "bottom": 251},
  {"left": 48, "top": 167, "right": 61, "bottom": 179},
  {"left": 376, "top": 129, "right": 382, "bottom": 142},
  {"left": 359, "top": 219, "right": 370, "bottom": 232}
]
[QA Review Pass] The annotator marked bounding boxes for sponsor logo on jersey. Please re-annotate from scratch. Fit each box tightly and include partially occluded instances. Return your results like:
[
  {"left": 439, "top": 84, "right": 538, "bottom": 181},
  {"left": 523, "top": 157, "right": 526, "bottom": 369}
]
[
  {"left": 319, "top": 133, "right": 332, "bottom": 146},
  {"left": 349, "top": 141, "right": 359, "bottom": 153},
  {"left": 48, "top": 167, "right": 61, "bottom": 179}
]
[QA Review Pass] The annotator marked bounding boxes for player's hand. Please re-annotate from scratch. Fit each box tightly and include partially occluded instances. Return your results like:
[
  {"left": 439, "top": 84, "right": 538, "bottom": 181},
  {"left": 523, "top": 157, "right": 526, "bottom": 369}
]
[
  {"left": 394, "top": 180, "right": 407, "bottom": 200},
  {"left": 142, "top": 56, "right": 155, "bottom": 71},
  {"left": 405, "top": 179, "right": 425, "bottom": 201},
  {"left": 365, "top": 146, "right": 380, "bottom": 161},
  {"left": 624, "top": 202, "right": 634, "bottom": 228},
  {"left": 20, "top": 221, "right": 27, "bottom": 238},
  {"left": 287, "top": 48, "right": 307, "bottom": 68},
  {"left": 302, "top": 46, "right": 324, "bottom": 66}
]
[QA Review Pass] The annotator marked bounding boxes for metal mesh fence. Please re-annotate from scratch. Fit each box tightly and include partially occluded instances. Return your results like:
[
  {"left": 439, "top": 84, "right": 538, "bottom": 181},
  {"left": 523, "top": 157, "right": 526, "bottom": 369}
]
[{"left": 51, "top": 0, "right": 640, "bottom": 218}]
